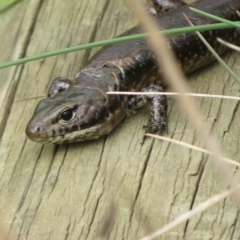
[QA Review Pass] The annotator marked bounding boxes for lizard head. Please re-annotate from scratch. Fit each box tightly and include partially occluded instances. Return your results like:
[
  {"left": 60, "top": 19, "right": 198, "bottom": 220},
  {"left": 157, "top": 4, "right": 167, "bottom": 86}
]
[{"left": 26, "top": 85, "right": 128, "bottom": 144}]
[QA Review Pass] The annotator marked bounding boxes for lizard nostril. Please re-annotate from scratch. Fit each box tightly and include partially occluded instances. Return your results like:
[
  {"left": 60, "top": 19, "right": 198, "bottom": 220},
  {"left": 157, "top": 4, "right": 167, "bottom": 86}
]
[
  {"left": 34, "top": 126, "right": 43, "bottom": 133},
  {"left": 25, "top": 123, "right": 47, "bottom": 142},
  {"left": 33, "top": 126, "right": 43, "bottom": 133}
]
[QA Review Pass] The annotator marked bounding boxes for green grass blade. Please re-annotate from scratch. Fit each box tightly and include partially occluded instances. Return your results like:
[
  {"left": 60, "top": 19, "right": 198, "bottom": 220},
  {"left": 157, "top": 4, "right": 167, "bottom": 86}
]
[
  {"left": 190, "top": 7, "right": 240, "bottom": 28},
  {"left": 0, "top": 21, "right": 239, "bottom": 70},
  {"left": 0, "top": 0, "right": 19, "bottom": 9},
  {"left": 184, "top": 14, "right": 240, "bottom": 84}
]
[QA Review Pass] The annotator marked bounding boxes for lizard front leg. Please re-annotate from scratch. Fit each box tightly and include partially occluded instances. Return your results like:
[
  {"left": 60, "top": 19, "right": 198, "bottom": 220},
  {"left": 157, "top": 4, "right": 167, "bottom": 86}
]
[
  {"left": 144, "top": 0, "right": 187, "bottom": 15},
  {"left": 48, "top": 77, "right": 73, "bottom": 97},
  {"left": 128, "top": 85, "right": 168, "bottom": 134},
  {"left": 152, "top": 0, "right": 186, "bottom": 13}
]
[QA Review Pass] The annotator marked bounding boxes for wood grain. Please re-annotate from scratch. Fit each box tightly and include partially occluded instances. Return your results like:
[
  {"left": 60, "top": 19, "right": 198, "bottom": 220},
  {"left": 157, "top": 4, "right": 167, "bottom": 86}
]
[{"left": 0, "top": 0, "right": 240, "bottom": 239}]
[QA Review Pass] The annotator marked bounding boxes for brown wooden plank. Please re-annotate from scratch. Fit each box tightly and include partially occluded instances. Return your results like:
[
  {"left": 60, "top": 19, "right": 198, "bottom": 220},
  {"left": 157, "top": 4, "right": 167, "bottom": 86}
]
[{"left": 0, "top": 0, "right": 240, "bottom": 239}]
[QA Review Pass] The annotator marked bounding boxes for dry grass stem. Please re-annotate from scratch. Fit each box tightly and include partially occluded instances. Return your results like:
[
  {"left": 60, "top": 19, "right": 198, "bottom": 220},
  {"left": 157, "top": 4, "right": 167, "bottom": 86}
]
[
  {"left": 138, "top": 185, "right": 240, "bottom": 240},
  {"left": 218, "top": 37, "right": 240, "bottom": 52},
  {"left": 107, "top": 91, "right": 240, "bottom": 100},
  {"left": 146, "top": 134, "right": 240, "bottom": 167},
  {"left": 0, "top": 212, "right": 11, "bottom": 240},
  {"left": 16, "top": 95, "right": 46, "bottom": 101},
  {"left": 127, "top": 0, "right": 240, "bottom": 204},
  {"left": 183, "top": 13, "right": 240, "bottom": 84}
]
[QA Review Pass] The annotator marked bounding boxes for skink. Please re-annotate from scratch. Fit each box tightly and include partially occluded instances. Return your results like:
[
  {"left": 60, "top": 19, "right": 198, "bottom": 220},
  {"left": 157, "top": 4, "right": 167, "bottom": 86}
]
[{"left": 26, "top": 0, "right": 240, "bottom": 144}]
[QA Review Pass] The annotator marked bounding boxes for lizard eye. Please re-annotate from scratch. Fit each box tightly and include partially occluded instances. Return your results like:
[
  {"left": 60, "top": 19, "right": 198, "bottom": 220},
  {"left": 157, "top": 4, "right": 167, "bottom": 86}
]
[{"left": 60, "top": 109, "right": 75, "bottom": 122}]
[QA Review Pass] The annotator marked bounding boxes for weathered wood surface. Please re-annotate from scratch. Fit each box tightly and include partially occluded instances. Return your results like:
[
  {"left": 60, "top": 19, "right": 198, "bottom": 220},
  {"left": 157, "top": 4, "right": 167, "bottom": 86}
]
[{"left": 0, "top": 0, "right": 240, "bottom": 239}]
